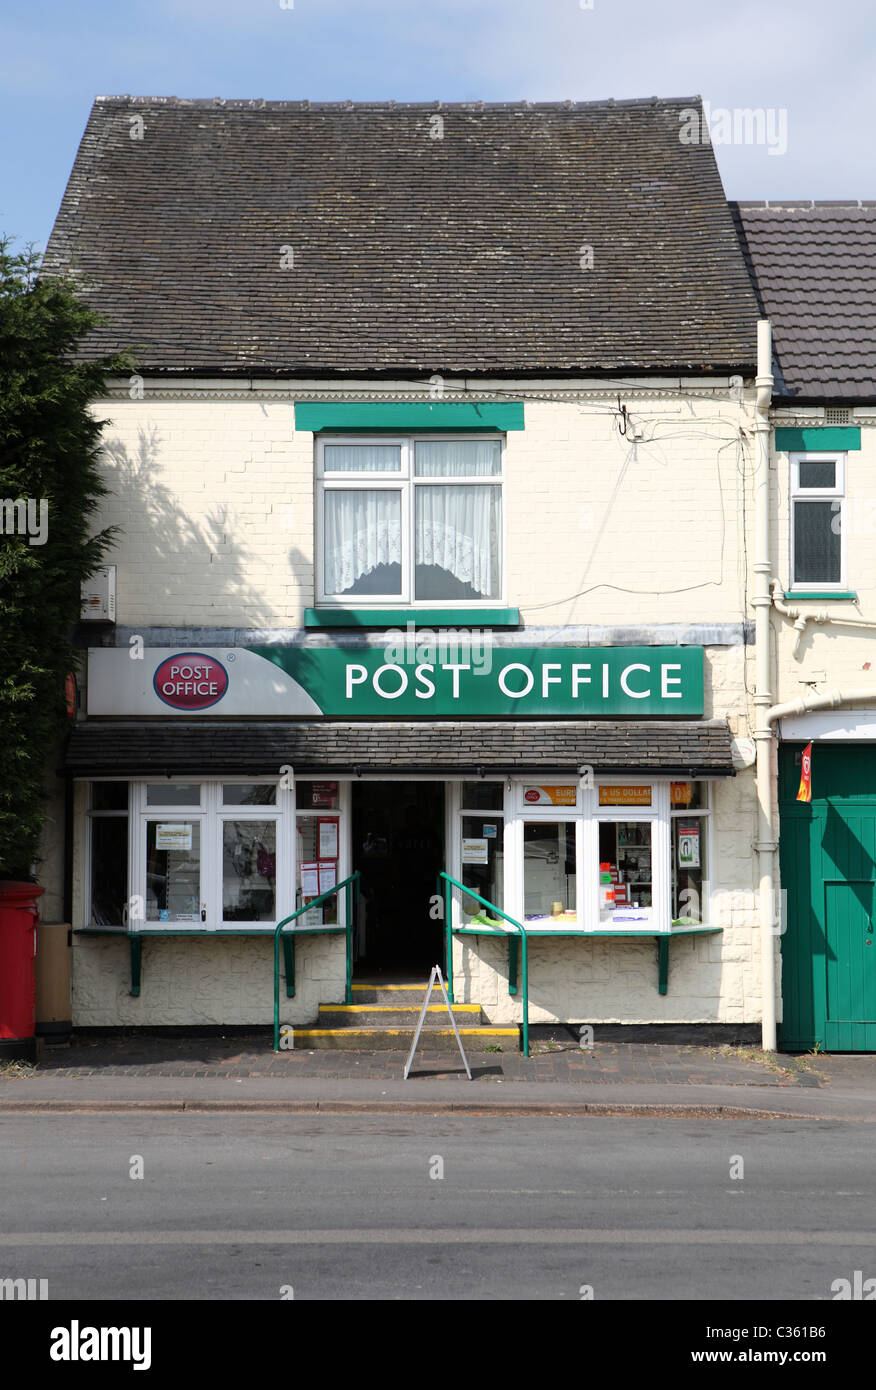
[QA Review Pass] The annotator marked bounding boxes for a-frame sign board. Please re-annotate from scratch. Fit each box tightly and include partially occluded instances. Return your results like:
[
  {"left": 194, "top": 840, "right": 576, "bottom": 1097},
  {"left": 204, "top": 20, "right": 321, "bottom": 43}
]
[{"left": 403, "top": 964, "right": 472, "bottom": 1080}]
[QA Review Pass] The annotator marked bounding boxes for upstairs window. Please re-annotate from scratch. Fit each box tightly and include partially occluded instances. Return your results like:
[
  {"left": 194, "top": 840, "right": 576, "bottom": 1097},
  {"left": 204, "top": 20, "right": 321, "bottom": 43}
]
[
  {"left": 317, "top": 435, "right": 504, "bottom": 605},
  {"left": 790, "top": 453, "right": 845, "bottom": 589}
]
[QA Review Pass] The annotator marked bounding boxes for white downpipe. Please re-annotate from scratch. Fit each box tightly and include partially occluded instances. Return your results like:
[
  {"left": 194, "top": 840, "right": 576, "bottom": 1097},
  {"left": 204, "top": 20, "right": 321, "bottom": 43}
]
[{"left": 753, "top": 319, "right": 777, "bottom": 1050}]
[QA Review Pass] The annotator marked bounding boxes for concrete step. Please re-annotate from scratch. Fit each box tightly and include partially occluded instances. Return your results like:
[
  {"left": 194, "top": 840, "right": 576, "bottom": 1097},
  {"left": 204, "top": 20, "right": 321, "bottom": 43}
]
[
  {"left": 318, "top": 1004, "right": 482, "bottom": 1028},
  {"left": 288, "top": 1027, "right": 519, "bottom": 1052},
  {"left": 350, "top": 982, "right": 452, "bottom": 1006}
]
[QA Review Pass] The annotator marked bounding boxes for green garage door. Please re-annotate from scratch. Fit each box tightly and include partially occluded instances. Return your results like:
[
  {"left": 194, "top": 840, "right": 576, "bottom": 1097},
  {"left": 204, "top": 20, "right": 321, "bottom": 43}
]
[{"left": 779, "top": 744, "right": 876, "bottom": 1051}]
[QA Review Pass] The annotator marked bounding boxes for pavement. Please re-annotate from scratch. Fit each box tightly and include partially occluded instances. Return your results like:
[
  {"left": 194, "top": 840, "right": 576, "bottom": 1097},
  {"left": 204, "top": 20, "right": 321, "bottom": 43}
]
[{"left": 2, "top": 1034, "right": 876, "bottom": 1119}]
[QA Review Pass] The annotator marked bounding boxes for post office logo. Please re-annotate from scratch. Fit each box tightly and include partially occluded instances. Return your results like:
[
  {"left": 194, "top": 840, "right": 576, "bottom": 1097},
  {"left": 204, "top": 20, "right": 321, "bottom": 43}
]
[{"left": 153, "top": 653, "right": 229, "bottom": 710}]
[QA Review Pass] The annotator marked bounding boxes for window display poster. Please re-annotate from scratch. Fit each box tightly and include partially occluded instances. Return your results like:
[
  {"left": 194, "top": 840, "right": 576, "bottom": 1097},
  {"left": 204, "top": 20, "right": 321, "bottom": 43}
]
[
  {"left": 318, "top": 862, "right": 337, "bottom": 894},
  {"left": 523, "top": 785, "right": 577, "bottom": 806},
  {"left": 300, "top": 862, "right": 319, "bottom": 896},
  {"left": 318, "top": 818, "right": 339, "bottom": 860},
  {"left": 670, "top": 781, "right": 693, "bottom": 805},
  {"left": 155, "top": 823, "right": 192, "bottom": 851},
  {"left": 311, "top": 781, "right": 338, "bottom": 807},
  {"left": 483, "top": 824, "right": 497, "bottom": 838},
  {"left": 599, "top": 785, "right": 652, "bottom": 806},
  {"left": 678, "top": 825, "right": 700, "bottom": 868},
  {"left": 462, "top": 838, "right": 489, "bottom": 865}
]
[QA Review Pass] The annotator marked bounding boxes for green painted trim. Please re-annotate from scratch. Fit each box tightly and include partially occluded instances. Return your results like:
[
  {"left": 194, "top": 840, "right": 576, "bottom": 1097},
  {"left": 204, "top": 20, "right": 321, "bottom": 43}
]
[
  {"left": 282, "top": 933, "right": 296, "bottom": 999},
  {"left": 304, "top": 607, "right": 521, "bottom": 628},
  {"left": 783, "top": 591, "right": 858, "bottom": 601},
  {"left": 775, "top": 426, "right": 861, "bottom": 451},
  {"left": 295, "top": 401, "right": 524, "bottom": 432}
]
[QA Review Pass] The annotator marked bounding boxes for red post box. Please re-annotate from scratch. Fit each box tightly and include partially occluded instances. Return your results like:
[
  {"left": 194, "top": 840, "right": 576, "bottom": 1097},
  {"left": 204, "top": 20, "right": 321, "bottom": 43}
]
[{"left": 0, "top": 881, "right": 45, "bottom": 1062}]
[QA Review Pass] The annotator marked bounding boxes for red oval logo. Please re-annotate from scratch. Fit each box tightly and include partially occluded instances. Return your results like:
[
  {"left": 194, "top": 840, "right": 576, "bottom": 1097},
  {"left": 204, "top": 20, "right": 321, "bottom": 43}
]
[
  {"left": 524, "top": 789, "right": 540, "bottom": 802},
  {"left": 153, "top": 653, "right": 229, "bottom": 711}
]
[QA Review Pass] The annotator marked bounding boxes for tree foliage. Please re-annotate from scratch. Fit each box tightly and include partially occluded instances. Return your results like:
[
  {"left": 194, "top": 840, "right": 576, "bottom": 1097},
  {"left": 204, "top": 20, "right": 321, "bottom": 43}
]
[{"left": 0, "top": 241, "right": 130, "bottom": 879}]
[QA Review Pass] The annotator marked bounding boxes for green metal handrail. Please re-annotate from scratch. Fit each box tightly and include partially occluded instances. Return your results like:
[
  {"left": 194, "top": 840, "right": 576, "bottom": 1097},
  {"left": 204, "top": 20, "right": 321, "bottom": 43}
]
[
  {"left": 273, "top": 871, "right": 360, "bottom": 1052},
  {"left": 439, "top": 870, "right": 530, "bottom": 1058}
]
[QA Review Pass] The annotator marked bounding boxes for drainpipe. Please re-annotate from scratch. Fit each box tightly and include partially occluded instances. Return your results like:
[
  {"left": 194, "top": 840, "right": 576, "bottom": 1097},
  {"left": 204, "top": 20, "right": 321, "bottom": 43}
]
[
  {"left": 772, "top": 581, "right": 876, "bottom": 658},
  {"left": 768, "top": 687, "right": 876, "bottom": 725},
  {"left": 752, "top": 319, "right": 777, "bottom": 1051}
]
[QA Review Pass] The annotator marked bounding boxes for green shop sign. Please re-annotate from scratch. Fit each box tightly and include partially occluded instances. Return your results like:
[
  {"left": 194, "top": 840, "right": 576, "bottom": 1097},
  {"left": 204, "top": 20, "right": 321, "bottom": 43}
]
[{"left": 252, "top": 645, "right": 704, "bottom": 718}]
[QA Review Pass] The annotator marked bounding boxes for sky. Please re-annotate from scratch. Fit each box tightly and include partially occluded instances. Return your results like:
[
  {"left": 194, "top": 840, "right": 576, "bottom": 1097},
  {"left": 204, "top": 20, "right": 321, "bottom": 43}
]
[{"left": 2, "top": 0, "right": 875, "bottom": 252}]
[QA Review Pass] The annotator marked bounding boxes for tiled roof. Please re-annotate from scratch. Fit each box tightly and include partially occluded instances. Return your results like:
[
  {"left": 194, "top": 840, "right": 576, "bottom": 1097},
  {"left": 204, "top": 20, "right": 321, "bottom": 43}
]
[
  {"left": 63, "top": 720, "right": 735, "bottom": 776},
  {"left": 731, "top": 201, "right": 876, "bottom": 401},
  {"left": 43, "top": 96, "right": 758, "bottom": 377}
]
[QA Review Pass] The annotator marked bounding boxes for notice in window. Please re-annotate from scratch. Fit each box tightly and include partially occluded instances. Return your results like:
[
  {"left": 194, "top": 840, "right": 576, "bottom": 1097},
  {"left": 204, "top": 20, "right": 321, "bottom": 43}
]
[
  {"left": 677, "top": 825, "right": 700, "bottom": 868},
  {"left": 318, "top": 862, "right": 337, "bottom": 894},
  {"left": 462, "top": 838, "right": 489, "bottom": 865},
  {"left": 155, "top": 823, "right": 192, "bottom": 851},
  {"left": 318, "top": 819, "right": 339, "bottom": 860},
  {"left": 300, "top": 862, "right": 319, "bottom": 896}
]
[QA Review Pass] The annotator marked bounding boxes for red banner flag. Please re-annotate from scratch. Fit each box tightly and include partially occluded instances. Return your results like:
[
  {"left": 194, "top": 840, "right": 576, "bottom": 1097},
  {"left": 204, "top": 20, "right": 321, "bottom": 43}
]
[{"left": 796, "top": 743, "right": 813, "bottom": 802}]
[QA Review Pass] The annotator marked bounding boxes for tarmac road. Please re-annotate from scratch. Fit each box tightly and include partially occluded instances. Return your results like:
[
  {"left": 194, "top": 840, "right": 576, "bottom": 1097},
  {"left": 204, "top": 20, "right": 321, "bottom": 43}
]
[{"left": 1, "top": 1112, "right": 875, "bottom": 1300}]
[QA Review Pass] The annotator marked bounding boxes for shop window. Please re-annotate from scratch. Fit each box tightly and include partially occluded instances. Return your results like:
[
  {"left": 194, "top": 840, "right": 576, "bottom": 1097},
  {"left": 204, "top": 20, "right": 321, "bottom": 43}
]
[
  {"left": 91, "top": 781, "right": 128, "bottom": 812},
  {"left": 672, "top": 817, "right": 708, "bottom": 924},
  {"left": 146, "top": 820, "right": 202, "bottom": 923},
  {"left": 146, "top": 783, "right": 202, "bottom": 807},
  {"left": 222, "top": 820, "right": 276, "bottom": 921},
  {"left": 669, "top": 780, "right": 706, "bottom": 810},
  {"left": 317, "top": 435, "right": 504, "bottom": 604},
  {"left": 222, "top": 783, "right": 277, "bottom": 806},
  {"left": 461, "top": 781, "right": 504, "bottom": 811},
  {"left": 598, "top": 821, "right": 653, "bottom": 924},
  {"left": 89, "top": 783, "right": 128, "bottom": 926},
  {"left": 790, "top": 453, "right": 845, "bottom": 588},
  {"left": 295, "top": 780, "right": 339, "bottom": 809},
  {"left": 296, "top": 815, "right": 339, "bottom": 925},
  {"left": 524, "top": 821, "right": 576, "bottom": 923},
  {"left": 461, "top": 816, "right": 504, "bottom": 918}
]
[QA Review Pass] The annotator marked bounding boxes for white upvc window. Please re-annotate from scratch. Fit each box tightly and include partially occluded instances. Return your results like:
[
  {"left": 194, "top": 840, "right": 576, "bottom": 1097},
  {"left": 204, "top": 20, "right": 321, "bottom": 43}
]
[
  {"left": 316, "top": 434, "right": 505, "bottom": 606},
  {"left": 789, "top": 452, "right": 846, "bottom": 590},
  {"left": 125, "top": 780, "right": 294, "bottom": 931}
]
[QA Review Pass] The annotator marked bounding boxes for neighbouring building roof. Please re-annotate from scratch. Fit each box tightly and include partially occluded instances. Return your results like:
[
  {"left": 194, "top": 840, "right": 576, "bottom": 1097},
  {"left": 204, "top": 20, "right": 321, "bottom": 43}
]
[
  {"left": 44, "top": 96, "right": 758, "bottom": 378},
  {"left": 63, "top": 720, "right": 736, "bottom": 777},
  {"left": 731, "top": 200, "right": 876, "bottom": 402}
]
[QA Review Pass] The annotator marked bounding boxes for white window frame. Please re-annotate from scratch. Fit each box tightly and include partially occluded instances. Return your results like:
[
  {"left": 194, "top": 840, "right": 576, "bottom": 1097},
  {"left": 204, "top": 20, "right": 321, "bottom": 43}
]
[
  {"left": 789, "top": 451, "right": 846, "bottom": 592},
  {"left": 120, "top": 779, "right": 293, "bottom": 932},
  {"left": 315, "top": 432, "right": 506, "bottom": 608}
]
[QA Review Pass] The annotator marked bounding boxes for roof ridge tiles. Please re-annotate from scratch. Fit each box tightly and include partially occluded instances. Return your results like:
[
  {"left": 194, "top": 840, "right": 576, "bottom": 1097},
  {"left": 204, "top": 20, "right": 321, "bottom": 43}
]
[{"left": 92, "top": 93, "right": 702, "bottom": 112}]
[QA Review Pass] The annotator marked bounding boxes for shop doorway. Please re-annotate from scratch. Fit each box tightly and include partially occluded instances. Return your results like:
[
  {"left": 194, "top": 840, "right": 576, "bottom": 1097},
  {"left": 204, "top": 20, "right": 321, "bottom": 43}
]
[{"left": 352, "top": 781, "right": 445, "bottom": 977}]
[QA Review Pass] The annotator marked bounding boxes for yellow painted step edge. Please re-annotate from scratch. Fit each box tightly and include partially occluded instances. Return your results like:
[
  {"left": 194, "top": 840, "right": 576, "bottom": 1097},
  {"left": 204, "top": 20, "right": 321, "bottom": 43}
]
[{"left": 291, "top": 1028, "right": 518, "bottom": 1037}]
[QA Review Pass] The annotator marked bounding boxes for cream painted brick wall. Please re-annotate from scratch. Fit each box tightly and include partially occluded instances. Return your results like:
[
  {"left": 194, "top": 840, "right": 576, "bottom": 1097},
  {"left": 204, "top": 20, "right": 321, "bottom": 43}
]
[
  {"left": 72, "top": 934, "right": 345, "bottom": 1027},
  {"left": 91, "top": 386, "right": 752, "bottom": 631},
  {"left": 92, "top": 399, "right": 315, "bottom": 628}
]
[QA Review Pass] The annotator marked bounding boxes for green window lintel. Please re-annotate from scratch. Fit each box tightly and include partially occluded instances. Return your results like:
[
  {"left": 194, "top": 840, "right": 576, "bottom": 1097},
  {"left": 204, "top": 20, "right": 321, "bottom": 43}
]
[
  {"left": 305, "top": 608, "right": 521, "bottom": 628},
  {"left": 294, "top": 402, "right": 524, "bottom": 432},
  {"left": 775, "top": 426, "right": 860, "bottom": 452}
]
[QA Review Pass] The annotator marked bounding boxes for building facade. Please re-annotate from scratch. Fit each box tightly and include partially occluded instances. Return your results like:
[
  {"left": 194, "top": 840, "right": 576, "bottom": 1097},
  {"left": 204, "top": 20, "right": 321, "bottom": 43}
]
[
  {"left": 736, "top": 201, "right": 876, "bottom": 1050},
  {"left": 39, "top": 96, "right": 778, "bottom": 1043}
]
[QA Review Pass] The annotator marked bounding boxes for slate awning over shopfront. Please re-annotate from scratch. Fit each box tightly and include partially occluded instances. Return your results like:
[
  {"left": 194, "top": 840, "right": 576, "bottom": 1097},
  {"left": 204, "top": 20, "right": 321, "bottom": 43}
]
[{"left": 63, "top": 720, "right": 736, "bottom": 778}]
